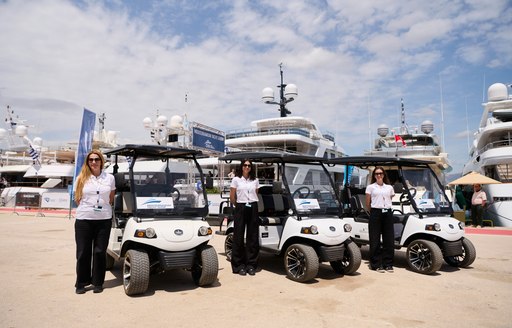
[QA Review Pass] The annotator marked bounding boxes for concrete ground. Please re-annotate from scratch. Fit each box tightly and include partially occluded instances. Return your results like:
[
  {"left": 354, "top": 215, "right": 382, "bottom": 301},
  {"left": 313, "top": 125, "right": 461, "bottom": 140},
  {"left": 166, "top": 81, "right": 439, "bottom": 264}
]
[{"left": 0, "top": 213, "right": 511, "bottom": 328}]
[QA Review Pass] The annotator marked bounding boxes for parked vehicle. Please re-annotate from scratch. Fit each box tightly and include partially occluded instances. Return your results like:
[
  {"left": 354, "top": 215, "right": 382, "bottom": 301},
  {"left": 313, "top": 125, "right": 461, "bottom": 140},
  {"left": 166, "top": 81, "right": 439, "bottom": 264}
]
[
  {"left": 329, "top": 156, "right": 476, "bottom": 275},
  {"left": 105, "top": 144, "right": 218, "bottom": 296},
  {"left": 221, "top": 152, "right": 361, "bottom": 282}
]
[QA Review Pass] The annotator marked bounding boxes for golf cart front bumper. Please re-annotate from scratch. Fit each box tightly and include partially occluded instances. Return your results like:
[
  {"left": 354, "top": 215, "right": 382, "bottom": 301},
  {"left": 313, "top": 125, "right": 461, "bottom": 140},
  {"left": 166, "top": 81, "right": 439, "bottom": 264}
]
[
  {"left": 318, "top": 244, "right": 346, "bottom": 262},
  {"left": 158, "top": 249, "right": 196, "bottom": 270}
]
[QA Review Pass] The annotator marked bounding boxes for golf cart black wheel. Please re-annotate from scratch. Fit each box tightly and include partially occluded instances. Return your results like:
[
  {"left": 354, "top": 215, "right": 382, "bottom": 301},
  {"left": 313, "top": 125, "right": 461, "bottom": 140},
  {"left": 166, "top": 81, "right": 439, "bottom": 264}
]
[
  {"left": 330, "top": 241, "right": 362, "bottom": 275},
  {"left": 292, "top": 186, "right": 311, "bottom": 199},
  {"left": 224, "top": 232, "right": 233, "bottom": 262},
  {"left": 406, "top": 239, "right": 443, "bottom": 275},
  {"left": 444, "top": 238, "right": 476, "bottom": 268},
  {"left": 123, "top": 249, "right": 150, "bottom": 296},
  {"left": 192, "top": 244, "right": 219, "bottom": 286},
  {"left": 106, "top": 253, "right": 115, "bottom": 270},
  {"left": 284, "top": 244, "right": 319, "bottom": 282}
]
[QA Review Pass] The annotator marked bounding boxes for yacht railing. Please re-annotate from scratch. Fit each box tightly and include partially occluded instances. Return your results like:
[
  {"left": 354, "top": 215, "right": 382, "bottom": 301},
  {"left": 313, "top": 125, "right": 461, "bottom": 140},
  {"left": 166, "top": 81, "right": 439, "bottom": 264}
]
[
  {"left": 226, "top": 127, "right": 310, "bottom": 139},
  {"left": 479, "top": 133, "right": 512, "bottom": 154}
]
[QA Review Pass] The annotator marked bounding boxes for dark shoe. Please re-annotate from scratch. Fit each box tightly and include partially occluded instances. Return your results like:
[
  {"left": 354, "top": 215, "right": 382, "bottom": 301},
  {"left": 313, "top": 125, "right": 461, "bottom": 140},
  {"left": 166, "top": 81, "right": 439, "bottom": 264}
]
[
  {"left": 238, "top": 268, "right": 247, "bottom": 276},
  {"left": 247, "top": 267, "right": 256, "bottom": 276},
  {"left": 93, "top": 286, "right": 103, "bottom": 293},
  {"left": 384, "top": 266, "right": 394, "bottom": 273},
  {"left": 75, "top": 287, "right": 86, "bottom": 294},
  {"left": 370, "top": 265, "right": 385, "bottom": 273}
]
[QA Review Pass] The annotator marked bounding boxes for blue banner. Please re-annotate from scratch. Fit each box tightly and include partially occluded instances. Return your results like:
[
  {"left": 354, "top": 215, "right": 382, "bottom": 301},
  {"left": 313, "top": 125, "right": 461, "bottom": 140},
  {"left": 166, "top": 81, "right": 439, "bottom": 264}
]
[
  {"left": 192, "top": 127, "right": 225, "bottom": 153},
  {"left": 344, "top": 165, "right": 354, "bottom": 186},
  {"left": 73, "top": 108, "right": 96, "bottom": 184}
]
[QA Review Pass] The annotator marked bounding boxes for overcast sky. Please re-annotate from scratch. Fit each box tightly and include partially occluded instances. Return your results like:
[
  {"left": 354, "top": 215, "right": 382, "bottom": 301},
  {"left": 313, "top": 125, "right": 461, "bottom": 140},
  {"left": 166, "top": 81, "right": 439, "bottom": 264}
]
[{"left": 0, "top": 0, "right": 511, "bottom": 174}]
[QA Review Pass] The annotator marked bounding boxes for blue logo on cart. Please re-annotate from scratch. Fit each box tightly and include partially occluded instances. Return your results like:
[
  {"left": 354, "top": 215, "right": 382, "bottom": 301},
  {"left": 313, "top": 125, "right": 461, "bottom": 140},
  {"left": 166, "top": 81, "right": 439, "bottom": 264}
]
[
  {"left": 143, "top": 198, "right": 161, "bottom": 205},
  {"left": 299, "top": 200, "right": 311, "bottom": 206}
]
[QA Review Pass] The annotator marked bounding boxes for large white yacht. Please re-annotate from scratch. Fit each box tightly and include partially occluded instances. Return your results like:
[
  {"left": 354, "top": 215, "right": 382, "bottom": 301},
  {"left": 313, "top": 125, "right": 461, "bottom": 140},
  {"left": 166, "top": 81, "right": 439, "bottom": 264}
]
[
  {"left": 463, "top": 83, "right": 512, "bottom": 227},
  {"left": 0, "top": 108, "right": 118, "bottom": 208},
  {"left": 364, "top": 100, "right": 451, "bottom": 180}
]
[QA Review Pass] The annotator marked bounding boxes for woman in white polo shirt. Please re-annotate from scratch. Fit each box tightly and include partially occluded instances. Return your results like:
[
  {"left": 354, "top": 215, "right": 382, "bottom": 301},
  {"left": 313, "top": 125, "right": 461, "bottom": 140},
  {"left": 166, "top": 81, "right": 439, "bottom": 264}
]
[
  {"left": 230, "top": 159, "right": 260, "bottom": 276},
  {"left": 73, "top": 150, "right": 116, "bottom": 294},
  {"left": 365, "top": 166, "right": 395, "bottom": 273}
]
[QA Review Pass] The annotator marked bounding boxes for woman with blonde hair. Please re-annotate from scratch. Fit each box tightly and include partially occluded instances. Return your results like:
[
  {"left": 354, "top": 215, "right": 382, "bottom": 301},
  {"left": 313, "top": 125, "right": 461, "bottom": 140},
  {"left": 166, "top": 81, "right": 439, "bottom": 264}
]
[{"left": 73, "top": 150, "right": 115, "bottom": 294}]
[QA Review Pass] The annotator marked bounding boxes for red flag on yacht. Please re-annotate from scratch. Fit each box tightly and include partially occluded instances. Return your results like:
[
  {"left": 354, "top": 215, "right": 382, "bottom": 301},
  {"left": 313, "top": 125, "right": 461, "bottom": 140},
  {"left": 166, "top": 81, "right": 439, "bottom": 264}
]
[{"left": 395, "top": 134, "right": 406, "bottom": 147}]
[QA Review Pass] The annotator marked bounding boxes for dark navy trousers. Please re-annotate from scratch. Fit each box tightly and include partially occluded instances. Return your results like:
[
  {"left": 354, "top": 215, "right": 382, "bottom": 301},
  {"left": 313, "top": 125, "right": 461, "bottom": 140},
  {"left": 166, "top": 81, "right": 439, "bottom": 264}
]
[
  {"left": 368, "top": 208, "right": 395, "bottom": 268},
  {"left": 231, "top": 202, "right": 259, "bottom": 272},
  {"left": 74, "top": 219, "right": 111, "bottom": 288}
]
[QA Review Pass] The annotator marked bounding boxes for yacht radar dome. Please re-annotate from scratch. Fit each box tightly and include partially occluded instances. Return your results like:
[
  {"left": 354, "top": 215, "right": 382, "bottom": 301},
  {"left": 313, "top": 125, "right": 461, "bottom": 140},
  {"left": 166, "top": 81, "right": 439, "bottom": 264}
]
[
  {"left": 143, "top": 117, "right": 152, "bottom": 128},
  {"left": 488, "top": 83, "right": 508, "bottom": 102},
  {"left": 33, "top": 137, "right": 43, "bottom": 146},
  {"left": 15, "top": 125, "right": 28, "bottom": 137},
  {"left": 170, "top": 115, "right": 184, "bottom": 129},
  {"left": 421, "top": 120, "right": 434, "bottom": 134},
  {"left": 262, "top": 87, "right": 274, "bottom": 103},
  {"left": 377, "top": 124, "right": 389, "bottom": 137},
  {"left": 156, "top": 115, "right": 168, "bottom": 127},
  {"left": 284, "top": 84, "right": 298, "bottom": 100}
]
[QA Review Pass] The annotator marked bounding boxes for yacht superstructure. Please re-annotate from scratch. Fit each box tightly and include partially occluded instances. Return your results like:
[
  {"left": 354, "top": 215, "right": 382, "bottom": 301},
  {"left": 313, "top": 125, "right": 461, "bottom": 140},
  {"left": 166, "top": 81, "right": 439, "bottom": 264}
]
[
  {"left": 463, "top": 83, "right": 512, "bottom": 227},
  {"left": 364, "top": 100, "right": 451, "bottom": 180}
]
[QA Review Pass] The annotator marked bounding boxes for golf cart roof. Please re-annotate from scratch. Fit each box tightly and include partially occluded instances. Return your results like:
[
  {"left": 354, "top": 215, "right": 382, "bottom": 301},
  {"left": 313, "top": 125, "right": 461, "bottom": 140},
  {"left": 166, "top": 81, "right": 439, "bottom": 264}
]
[
  {"left": 220, "top": 151, "right": 325, "bottom": 164},
  {"left": 104, "top": 144, "right": 202, "bottom": 159},
  {"left": 328, "top": 156, "right": 435, "bottom": 167}
]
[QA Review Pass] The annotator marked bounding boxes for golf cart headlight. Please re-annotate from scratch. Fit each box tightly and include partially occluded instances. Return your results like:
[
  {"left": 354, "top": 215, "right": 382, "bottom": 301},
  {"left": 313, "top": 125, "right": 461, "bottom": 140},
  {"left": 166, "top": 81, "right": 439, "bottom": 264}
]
[
  {"left": 198, "top": 226, "right": 213, "bottom": 236},
  {"left": 425, "top": 223, "right": 441, "bottom": 232},
  {"left": 301, "top": 225, "right": 318, "bottom": 235},
  {"left": 134, "top": 228, "right": 157, "bottom": 239},
  {"left": 344, "top": 223, "right": 352, "bottom": 232},
  {"left": 459, "top": 221, "right": 465, "bottom": 229}
]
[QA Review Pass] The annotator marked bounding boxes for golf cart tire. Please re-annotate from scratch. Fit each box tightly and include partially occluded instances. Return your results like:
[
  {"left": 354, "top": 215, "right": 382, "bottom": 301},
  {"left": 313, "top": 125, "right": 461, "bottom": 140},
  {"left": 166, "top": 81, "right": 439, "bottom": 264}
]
[
  {"left": 330, "top": 241, "right": 362, "bottom": 275},
  {"left": 106, "top": 253, "right": 115, "bottom": 270},
  {"left": 406, "top": 239, "right": 443, "bottom": 275},
  {"left": 192, "top": 244, "right": 219, "bottom": 286},
  {"left": 284, "top": 244, "right": 319, "bottom": 283},
  {"left": 123, "top": 249, "right": 150, "bottom": 296},
  {"left": 224, "top": 232, "right": 233, "bottom": 262},
  {"left": 443, "top": 238, "right": 476, "bottom": 268}
]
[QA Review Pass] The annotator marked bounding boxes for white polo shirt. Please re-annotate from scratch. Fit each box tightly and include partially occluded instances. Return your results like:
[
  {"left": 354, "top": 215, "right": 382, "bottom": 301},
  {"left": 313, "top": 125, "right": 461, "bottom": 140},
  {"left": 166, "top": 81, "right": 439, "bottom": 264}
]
[
  {"left": 75, "top": 171, "right": 116, "bottom": 220},
  {"left": 365, "top": 182, "right": 394, "bottom": 209},
  {"left": 231, "top": 176, "right": 259, "bottom": 203}
]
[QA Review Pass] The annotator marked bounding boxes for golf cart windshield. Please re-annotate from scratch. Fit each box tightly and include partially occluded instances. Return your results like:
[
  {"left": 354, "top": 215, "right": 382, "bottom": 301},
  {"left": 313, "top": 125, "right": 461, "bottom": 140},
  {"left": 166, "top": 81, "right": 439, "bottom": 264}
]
[
  {"left": 399, "top": 165, "right": 451, "bottom": 215},
  {"left": 107, "top": 144, "right": 208, "bottom": 218},
  {"left": 284, "top": 162, "right": 341, "bottom": 216}
]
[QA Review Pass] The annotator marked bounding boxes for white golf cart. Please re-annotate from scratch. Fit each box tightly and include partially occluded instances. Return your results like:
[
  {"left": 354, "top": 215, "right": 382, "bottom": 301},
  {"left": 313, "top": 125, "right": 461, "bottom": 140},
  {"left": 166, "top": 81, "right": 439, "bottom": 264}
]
[
  {"left": 222, "top": 152, "right": 361, "bottom": 282},
  {"left": 329, "top": 156, "right": 476, "bottom": 275},
  {"left": 105, "top": 145, "right": 218, "bottom": 296}
]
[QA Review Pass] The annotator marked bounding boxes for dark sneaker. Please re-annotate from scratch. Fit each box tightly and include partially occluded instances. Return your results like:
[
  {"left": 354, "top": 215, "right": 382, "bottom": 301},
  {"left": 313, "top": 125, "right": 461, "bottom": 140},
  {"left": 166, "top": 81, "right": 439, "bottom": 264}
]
[
  {"left": 370, "top": 265, "right": 385, "bottom": 273},
  {"left": 75, "top": 287, "right": 86, "bottom": 294},
  {"left": 384, "top": 266, "right": 394, "bottom": 273},
  {"left": 238, "top": 268, "right": 247, "bottom": 276},
  {"left": 247, "top": 267, "right": 256, "bottom": 276},
  {"left": 93, "top": 286, "right": 104, "bottom": 293}
]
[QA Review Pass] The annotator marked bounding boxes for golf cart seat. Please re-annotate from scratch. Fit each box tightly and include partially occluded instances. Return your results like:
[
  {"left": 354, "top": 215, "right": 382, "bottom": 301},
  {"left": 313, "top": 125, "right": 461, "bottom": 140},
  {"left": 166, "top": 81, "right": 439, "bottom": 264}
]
[
  {"left": 350, "top": 195, "right": 370, "bottom": 222},
  {"left": 113, "top": 173, "right": 133, "bottom": 228},
  {"left": 257, "top": 184, "right": 289, "bottom": 226}
]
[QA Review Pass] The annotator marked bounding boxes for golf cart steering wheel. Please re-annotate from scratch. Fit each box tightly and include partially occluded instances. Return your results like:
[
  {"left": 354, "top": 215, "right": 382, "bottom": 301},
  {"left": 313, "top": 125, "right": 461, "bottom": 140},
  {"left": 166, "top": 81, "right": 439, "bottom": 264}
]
[
  {"left": 292, "top": 186, "right": 311, "bottom": 199},
  {"left": 168, "top": 188, "right": 181, "bottom": 201},
  {"left": 399, "top": 187, "right": 417, "bottom": 203}
]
